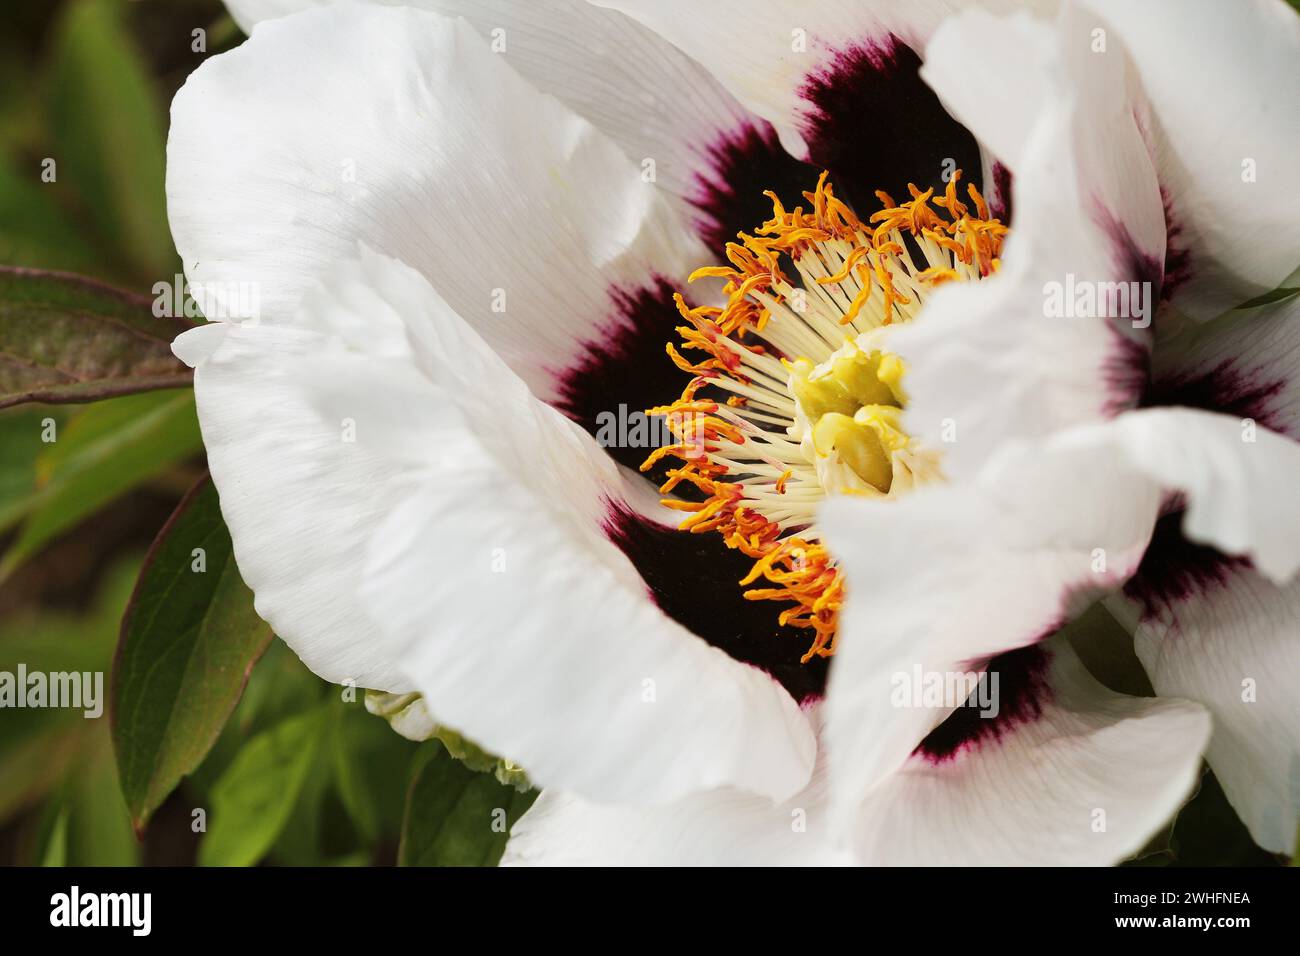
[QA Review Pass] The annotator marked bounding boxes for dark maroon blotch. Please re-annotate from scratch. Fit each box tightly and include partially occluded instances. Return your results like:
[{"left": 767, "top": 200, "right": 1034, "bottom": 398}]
[
  {"left": 988, "top": 161, "right": 1014, "bottom": 225},
  {"left": 1136, "top": 188, "right": 1288, "bottom": 435},
  {"left": 1103, "top": 332, "right": 1154, "bottom": 417},
  {"left": 798, "top": 36, "right": 982, "bottom": 212},
  {"left": 554, "top": 277, "right": 695, "bottom": 478},
  {"left": 1097, "top": 189, "right": 1190, "bottom": 309},
  {"left": 1159, "top": 187, "right": 1192, "bottom": 304},
  {"left": 914, "top": 644, "right": 1053, "bottom": 763},
  {"left": 690, "top": 121, "right": 819, "bottom": 252},
  {"left": 1093, "top": 204, "right": 1168, "bottom": 412},
  {"left": 1143, "top": 359, "right": 1287, "bottom": 437},
  {"left": 1099, "top": 207, "right": 1166, "bottom": 297},
  {"left": 1122, "top": 505, "right": 1250, "bottom": 625},
  {"left": 605, "top": 505, "right": 829, "bottom": 703}
]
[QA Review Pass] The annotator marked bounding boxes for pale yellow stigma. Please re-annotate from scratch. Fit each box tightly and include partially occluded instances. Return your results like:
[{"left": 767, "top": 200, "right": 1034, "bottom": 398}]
[{"left": 644, "top": 170, "right": 1006, "bottom": 661}]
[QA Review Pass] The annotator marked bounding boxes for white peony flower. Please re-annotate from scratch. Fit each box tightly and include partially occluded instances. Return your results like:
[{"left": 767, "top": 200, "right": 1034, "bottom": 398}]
[{"left": 168, "top": 0, "right": 1299, "bottom": 864}]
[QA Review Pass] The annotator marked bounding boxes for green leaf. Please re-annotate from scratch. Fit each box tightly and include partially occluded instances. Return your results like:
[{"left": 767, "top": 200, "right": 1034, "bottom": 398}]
[
  {"left": 398, "top": 742, "right": 536, "bottom": 867},
  {"left": 47, "top": 0, "right": 176, "bottom": 281},
  {"left": 39, "top": 810, "right": 69, "bottom": 868},
  {"left": 182, "top": 640, "right": 329, "bottom": 802},
  {"left": 226, "top": 638, "right": 328, "bottom": 739},
  {"left": 0, "top": 266, "right": 192, "bottom": 409},
  {"left": 1234, "top": 286, "right": 1298, "bottom": 310},
  {"left": 332, "top": 700, "right": 422, "bottom": 844},
  {"left": 0, "top": 389, "right": 202, "bottom": 580},
  {"left": 112, "top": 476, "right": 272, "bottom": 833},
  {"left": 198, "top": 707, "right": 329, "bottom": 867},
  {"left": 269, "top": 740, "right": 335, "bottom": 866}
]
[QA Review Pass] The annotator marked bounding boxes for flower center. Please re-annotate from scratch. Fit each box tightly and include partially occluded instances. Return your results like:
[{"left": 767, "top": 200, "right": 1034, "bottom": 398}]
[{"left": 644, "top": 171, "right": 1006, "bottom": 662}]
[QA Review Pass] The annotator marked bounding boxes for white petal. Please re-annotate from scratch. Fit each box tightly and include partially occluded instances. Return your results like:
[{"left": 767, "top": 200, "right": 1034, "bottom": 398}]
[
  {"left": 1148, "top": 292, "right": 1300, "bottom": 444},
  {"left": 171, "top": 319, "right": 424, "bottom": 691},
  {"left": 223, "top": 0, "right": 309, "bottom": 31},
  {"left": 167, "top": 3, "right": 705, "bottom": 404},
  {"left": 848, "top": 640, "right": 1210, "bottom": 866},
  {"left": 1111, "top": 572, "right": 1300, "bottom": 854},
  {"left": 297, "top": 249, "right": 816, "bottom": 805},
  {"left": 221, "top": 0, "right": 785, "bottom": 246},
  {"left": 923, "top": 3, "right": 1166, "bottom": 253},
  {"left": 821, "top": 432, "right": 1161, "bottom": 818},
  {"left": 1084, "top": 0, "right": 1300, "bottom": 317},
  {"left": 503, "top": 750, "right": 854, "bottom": 866},
  {"left": 359, "top": 465, "right": 817, "bottom": 808},
  {"left": 823, "top": 406, "right": 1300, "bottom": 818},
  {"left": 595, "top": 0, "right": 1036, "bottom": 160},
  {"left": 898, "top": 3, "right": 1167, "bottom": 480},
  {"left": 507, "top": 656, "right": 1210, "bottom": 867},
  {"left": 180, "top": 246, "right": 817, "bottom": 804},
  {"left": 1098, "top": 409, "right": 1300, "bottom": 585},
  {"left": 597, "top": 0, "right": 1061, "bottom": 211},
  {"left": 1108, "top": 415, "right": 1300, "bottom": 856}
]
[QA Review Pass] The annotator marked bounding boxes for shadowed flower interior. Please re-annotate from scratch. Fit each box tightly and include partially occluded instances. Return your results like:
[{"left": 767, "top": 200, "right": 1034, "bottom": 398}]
[{"left": 645, "top": 170, "right": 1007, "bottom": 662}]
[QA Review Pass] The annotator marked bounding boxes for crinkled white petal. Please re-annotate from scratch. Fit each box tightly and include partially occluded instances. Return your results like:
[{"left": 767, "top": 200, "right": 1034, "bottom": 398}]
[
  {"left": 1110, "top": 557, "right": 1300, "bottom": 851},
  {"left": 171, "top": 315, "right": 424, "bottom": 691},
  {"left": 1084, "top": 0, "right": 1300, "bottom": 317},
  {"left": 594, "top": 0, "right": 1044, "bottom": 160},
  {"left": 506, "top": 658, "right": 1209, "bottom": 867},
  {"left": 822, "top": 405, "right": 1300, "bottom": 828},
  {"left": 899, "top": 3, "right": 1166, "bottom": 481},
  {"left": 270, "top": 248, "right": 816, "bottom": 805},
  {"left": 849, "top": 641, "right": 1210, "bottom": 866},
  {"left": 503, "top": 738, "right": 854, "bottom": 866},
  {"left": 821, "top": 431, "right": 1159, "bottom": 824},
  {"left": 224, "top": 0, "right": 759, "bottom": 228},
  {"left": 1100, "top": 409, "right": 1300, "bottom": 584},
  {"left": 1102, "top": 408, "right": 1300, "bottom": 858},
  {"left": 167, "top": 3, "right": 705, "bottom": 403},
  {"left": 222, "top": 0, "right": 309, "bottom": 29}
]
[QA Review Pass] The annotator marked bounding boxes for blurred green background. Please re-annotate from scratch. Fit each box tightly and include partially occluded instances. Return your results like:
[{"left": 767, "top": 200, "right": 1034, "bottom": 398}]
[{"left": 1, "top": 0, "right": 231, "bottom": 867}]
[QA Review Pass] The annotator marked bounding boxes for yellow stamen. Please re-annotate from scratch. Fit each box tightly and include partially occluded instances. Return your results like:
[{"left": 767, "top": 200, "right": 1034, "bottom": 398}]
[{"left": 642, "top": 168, "right": 1005, "bottom": 661}]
